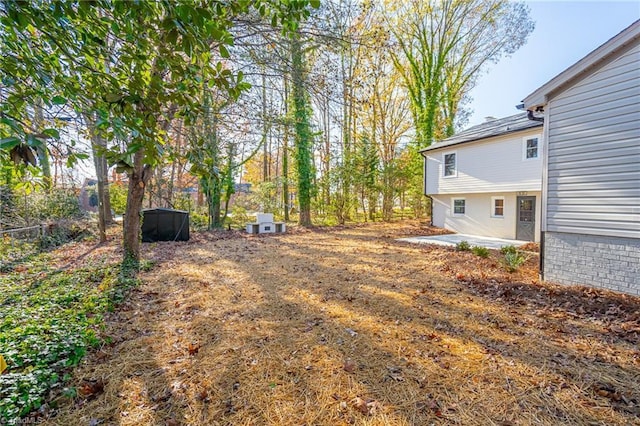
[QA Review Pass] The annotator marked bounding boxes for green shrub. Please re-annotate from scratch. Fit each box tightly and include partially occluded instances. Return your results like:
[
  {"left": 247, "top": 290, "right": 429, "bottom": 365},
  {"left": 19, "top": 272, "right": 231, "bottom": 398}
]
[
  {"left": 38, "top": 221, "right": 92, "bottom": 249},
  {"left": 108, "top": 182, "right": 128, "bottom": 215},
  {"left": 500, "top": 245, "right": 517, "bottom": 256},
  {"left": 455, "top": 240, "right": 471, "bottom": 251},
  {"left": 34, "top": 188, "right": 84, "bottom": 220},
  {"left": 502, "top": 250, "right": 527, "bottom": 272},
  {"left": 471, "top": 246, "right": 490, "bottom": 258},
  {"left": 227, "top": 206, "right": 250, "bottom": 229},
  {"left": 189, "top": 211, "right": 209, "bottom": 231}
]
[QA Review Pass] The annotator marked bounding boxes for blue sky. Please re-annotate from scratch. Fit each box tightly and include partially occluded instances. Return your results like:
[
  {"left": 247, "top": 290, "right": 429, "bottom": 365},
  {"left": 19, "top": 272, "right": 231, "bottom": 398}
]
[{"left": 466, "top": 1, "right": 640, "bottom": 126}]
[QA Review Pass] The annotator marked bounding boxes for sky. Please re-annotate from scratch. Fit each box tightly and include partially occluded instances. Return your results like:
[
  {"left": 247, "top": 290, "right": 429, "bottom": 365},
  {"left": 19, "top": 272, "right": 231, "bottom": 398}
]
[{"left": 466, "top": 0, "right": 640, "bottom": 127}]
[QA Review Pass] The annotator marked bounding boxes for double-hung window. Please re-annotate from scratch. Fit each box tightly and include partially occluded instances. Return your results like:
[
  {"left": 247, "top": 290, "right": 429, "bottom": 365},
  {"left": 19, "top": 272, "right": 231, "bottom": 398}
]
[
  {"left": 523, "top": 137, "right": 539, "bottom": 160},
  {"left": 443, "top": 152, "right": 457, "bottom": 177},
  {"left": 453, "top": 199, "right": 465, "bottom": 215},
  {"left": 491, "top": 197, "right": 504, "bottom": 218}
]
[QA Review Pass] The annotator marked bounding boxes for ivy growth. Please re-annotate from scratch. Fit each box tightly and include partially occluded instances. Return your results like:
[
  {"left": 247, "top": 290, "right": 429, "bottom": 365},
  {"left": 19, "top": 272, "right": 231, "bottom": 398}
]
[{"left": 0, "top": 256, "right": 141, "bottom": 422}]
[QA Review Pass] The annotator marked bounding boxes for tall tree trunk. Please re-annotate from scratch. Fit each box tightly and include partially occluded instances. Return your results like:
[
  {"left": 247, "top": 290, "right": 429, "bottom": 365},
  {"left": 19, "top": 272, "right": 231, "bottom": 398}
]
[
  {"left": 221, "top": 143, "right": 235, "bottom": 225},
  {"left": 282, "top": 75, "right": 290, "bottom": 222},
  {"left": 167, "top": 121, "right": 181, "bottom": 208},
  {"left": 291, "top": 33, "right": 312, "bottom": 227},
  {"left": 262, "top": 69, "right": 269, "bottom": 183},
  {"left": 100, "top": 153, "right": 113, "bottom": 223},
  {"left": 123, "top": 149, "right": 151, "bottom": 263},
  {"left": 33, "top": 104, "right": 52, "bottom": 192},
  {"left": 85, "top": 113, "right": 113, "bottom": 242}
]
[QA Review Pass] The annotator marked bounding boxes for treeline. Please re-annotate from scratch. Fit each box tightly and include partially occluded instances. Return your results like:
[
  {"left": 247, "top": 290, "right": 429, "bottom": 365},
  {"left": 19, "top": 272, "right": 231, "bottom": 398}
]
[{"left": 0, "top": 0, "right": 533, "bottom": 261}]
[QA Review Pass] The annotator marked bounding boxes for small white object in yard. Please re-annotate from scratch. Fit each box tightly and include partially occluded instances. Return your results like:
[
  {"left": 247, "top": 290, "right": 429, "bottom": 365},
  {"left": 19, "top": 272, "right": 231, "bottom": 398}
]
[
  {"left": 345, "top": 328, "right": 358, "bottom": 337},
  {"left": 246, "top": 212, "right": 286, "bottom": 234}
]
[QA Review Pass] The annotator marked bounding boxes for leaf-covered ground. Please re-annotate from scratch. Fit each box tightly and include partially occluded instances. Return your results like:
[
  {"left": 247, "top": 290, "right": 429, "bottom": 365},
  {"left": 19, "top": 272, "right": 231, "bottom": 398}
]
[
  {"left": 41, "top": 221, "right": 639, "bottom": 425},
  {"left": 0, "top": 241, "right": 140, "bottom": 422}
]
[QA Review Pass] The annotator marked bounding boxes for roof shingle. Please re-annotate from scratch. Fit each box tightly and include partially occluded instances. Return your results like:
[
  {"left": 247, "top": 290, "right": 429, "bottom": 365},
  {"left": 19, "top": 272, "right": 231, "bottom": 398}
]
[{"left": 419, "top": 113, "right": 543, "bottom": 152}]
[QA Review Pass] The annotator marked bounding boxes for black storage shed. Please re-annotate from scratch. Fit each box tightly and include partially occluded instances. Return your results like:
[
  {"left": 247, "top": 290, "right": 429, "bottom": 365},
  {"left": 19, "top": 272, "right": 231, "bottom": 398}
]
[{"left": 141, "top": 208, "right": 190, "bottom": 242}]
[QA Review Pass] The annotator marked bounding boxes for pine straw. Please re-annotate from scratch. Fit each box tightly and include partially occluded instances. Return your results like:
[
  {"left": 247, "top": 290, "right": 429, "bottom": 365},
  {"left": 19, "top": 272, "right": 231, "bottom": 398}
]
[{"left": 41, "top": 220, "right": 639, "bottom": 426}]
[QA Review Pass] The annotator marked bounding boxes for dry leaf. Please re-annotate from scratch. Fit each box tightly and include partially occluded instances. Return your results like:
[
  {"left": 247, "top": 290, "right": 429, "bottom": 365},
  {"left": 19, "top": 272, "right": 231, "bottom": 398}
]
[
  {"left": 385, "top": 366, "right": 404, "bottom": 381},
  {"left": 351, "top": 397, "right": 381, "bottom": 416},
  {"left": 343, "top": 359, "right": 357, "bottom": 373},
  {"left": 79, "top": 379, "right": 105, "bottom": 399},
  {"left": 351, "top": 397, "right": 368, "bottom": 415},
  {"left": 188, "top": 342, "right": 200, "bottom": 356},
  {"left": 196, "top": 389, "right": 210, "bottom": 402}
]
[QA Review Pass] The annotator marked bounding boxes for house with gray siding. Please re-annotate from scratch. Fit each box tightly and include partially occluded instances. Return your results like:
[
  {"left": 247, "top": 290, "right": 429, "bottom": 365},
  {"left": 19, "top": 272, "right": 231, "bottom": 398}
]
[
  {"left": 421, "top": 114, "right": 544, "bottom": 242},
  {"left": 522, "top": 19, "right": 639, "bottom": 295}
]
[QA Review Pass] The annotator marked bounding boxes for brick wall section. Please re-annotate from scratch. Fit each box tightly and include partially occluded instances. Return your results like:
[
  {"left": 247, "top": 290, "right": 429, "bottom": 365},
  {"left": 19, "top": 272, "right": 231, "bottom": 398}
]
[{"left": 543, "top": 232, "right": 640, "bottom": 295}]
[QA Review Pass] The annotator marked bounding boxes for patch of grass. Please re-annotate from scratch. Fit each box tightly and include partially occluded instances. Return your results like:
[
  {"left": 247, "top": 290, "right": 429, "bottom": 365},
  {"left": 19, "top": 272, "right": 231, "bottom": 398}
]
[
  {"left": 0, "top": 254, "right": 142, "bottom": 422},
  {"left": 471, "top": 245, "right": 490, "bottom": 258}
]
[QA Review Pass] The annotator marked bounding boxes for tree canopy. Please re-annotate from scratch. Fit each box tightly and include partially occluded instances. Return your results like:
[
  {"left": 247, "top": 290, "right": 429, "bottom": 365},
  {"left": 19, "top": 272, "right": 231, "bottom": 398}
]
[{"left": 0, "top": 0, "right": 533, "bottom": 260}]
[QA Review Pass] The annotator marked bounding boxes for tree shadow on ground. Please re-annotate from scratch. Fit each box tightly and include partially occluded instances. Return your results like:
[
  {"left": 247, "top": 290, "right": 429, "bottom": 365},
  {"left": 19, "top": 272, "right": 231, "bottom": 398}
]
[{"left": 42, "top": 225, "right": 640, "bottom": 425}]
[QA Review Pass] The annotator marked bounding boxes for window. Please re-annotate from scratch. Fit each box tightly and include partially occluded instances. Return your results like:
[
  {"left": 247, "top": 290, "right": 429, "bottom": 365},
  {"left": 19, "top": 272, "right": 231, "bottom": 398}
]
[
  {"left": 453, "top": 199, "right": 465, "bottom": 215},
  {"left": 523, "top": 137, "right": 539, "bottom": 160},
  {"left": 492, "top": 197, "right": 504, "bottom": 217},
  {"left": 443, "top": 152, "right": 457, "bottom": 177}
]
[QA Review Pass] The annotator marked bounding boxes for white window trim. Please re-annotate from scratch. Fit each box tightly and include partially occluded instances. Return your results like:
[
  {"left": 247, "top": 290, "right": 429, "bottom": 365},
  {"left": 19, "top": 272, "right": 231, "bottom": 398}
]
[
  {"left": 522, "top": 135, "right": 541, "bottom": 161},
  {"left": 443, "top": 151, "right": 457, "bottom": 178},
  {"left": 491, "top": 196, "right": 505, "bottom": 218},
  {"left": 452, "top": 198, "right": 465, "bottom": 216}
]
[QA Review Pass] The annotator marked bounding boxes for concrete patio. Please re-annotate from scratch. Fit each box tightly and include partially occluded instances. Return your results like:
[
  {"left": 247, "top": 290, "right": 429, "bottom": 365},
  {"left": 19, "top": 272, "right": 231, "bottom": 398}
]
[{"left": 398, "top": 233, "right": 530, "bottom": 250}]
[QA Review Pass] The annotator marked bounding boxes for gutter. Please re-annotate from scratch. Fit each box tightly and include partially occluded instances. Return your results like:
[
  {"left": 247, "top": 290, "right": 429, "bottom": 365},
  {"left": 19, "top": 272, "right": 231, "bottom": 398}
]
[
  {"left": 516, "top": 103, "right": 544, "bottom": 122},
  {"left": 527, "top": 110, "right": 544, "bottom": 122}
]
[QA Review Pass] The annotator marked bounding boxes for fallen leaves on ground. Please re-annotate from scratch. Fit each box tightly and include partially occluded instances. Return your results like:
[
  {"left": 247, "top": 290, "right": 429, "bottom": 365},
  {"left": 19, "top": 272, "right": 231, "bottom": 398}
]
[{"left": 35, "top": 220, "right": 639, "bottom": 426}]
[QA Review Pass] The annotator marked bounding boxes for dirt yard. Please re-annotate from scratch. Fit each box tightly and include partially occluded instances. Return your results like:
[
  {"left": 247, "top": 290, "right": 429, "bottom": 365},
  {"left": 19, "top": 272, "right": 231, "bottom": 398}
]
[{"left": 43, "top": 221, "right": 639, "bottom": 425}]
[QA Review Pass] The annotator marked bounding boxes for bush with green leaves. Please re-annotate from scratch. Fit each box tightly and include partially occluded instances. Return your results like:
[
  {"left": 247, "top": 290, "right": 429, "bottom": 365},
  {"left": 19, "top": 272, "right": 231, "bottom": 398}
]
[
  {"left": 500, "top": 245, "right": 517, "bottom": 256},
  {"left": 0, "top": 256, "right": 141, "bottom": 422},
  {"left": 502, "top": 249, "right": 528, "bottom": 272},
  {"left": 455, "top": 240, "right": 471, "bottom": 251},
  {"left": 189, "top": 211, "right": 209, "bottom": 231},
  {"left": 471, "top": 246, "right": 490, "bottom": 258},
  {"left": 108, "top": 182, "right": 128, "bottom": 215},
  {"left": 228, "top": 206, "right": 250, "bottom": 229},
  {"left": 34, "top": 189, "right": 84, "bottom": 221}
]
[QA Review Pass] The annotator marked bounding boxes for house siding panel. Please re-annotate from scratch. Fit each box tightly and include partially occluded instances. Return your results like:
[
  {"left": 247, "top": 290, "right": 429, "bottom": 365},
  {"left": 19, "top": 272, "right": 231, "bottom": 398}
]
[
  {"left": 431, "top": 193, "right": 541, "bottom": 242},
  {"left": 545, "top": 42, "right": 640, "bottom": 238},
  {"left": 425, "top": 130, "right": 543, "bottom": 195}
]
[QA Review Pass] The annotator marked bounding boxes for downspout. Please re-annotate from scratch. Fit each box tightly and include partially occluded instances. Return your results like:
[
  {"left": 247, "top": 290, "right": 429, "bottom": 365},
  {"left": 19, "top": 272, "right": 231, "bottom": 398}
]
[
  {"left": 519, "top": 103, "right": 546, "bottom": 280},
  {"left": 527, "top": 110, "right": 545, "bottom": 122},
  {"left": 421, "top": 151, "right": 434, "bottom": 226}
]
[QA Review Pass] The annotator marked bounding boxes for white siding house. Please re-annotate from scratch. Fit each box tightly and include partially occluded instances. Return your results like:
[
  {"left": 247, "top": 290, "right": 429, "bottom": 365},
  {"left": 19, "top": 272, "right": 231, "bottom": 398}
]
[
  {"left": 421, "top": 114, "right": 544, "bottom": 242},
  {"left": 522, "top": 20, "right": 639, "bottom": 295}
]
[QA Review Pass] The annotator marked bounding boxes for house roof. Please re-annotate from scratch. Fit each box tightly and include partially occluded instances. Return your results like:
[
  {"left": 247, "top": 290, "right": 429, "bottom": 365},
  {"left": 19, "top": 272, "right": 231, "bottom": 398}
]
[
  {"left": 523, "top": 19, "right": 640, "bottom": 110},
  {"left": 419, "top": 113, "right": 543, "bottom": 153}
]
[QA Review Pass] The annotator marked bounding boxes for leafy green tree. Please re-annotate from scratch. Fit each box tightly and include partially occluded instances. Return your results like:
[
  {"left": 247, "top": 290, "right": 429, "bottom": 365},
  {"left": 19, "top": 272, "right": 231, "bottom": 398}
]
[
  {"left": 385, "top": 0, "right": 534, "bottom": 147},
  {"left": 0, "top": 0, "right": 315, "bottom": 262},
  {"left": 290, "top": 30, "right": 315, "bottom": 227}
]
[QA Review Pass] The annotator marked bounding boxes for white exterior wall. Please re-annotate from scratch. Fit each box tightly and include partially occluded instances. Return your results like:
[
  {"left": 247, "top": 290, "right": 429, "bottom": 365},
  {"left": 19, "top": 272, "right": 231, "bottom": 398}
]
[
  {"left": 431, "top": 192, "right": 541, "bottom": 242},
  {"left": 425, "top": 129, "right": 543, "bottom": 195},
  {"left": 544, "top": 43, "right": 640, "bottom": 239}
]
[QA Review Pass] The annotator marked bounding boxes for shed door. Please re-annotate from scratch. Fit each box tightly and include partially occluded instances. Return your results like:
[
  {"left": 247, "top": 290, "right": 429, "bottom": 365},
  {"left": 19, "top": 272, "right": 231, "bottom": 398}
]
[{"left": 516, "top": 196, "right": 535, "bottom": 241}]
